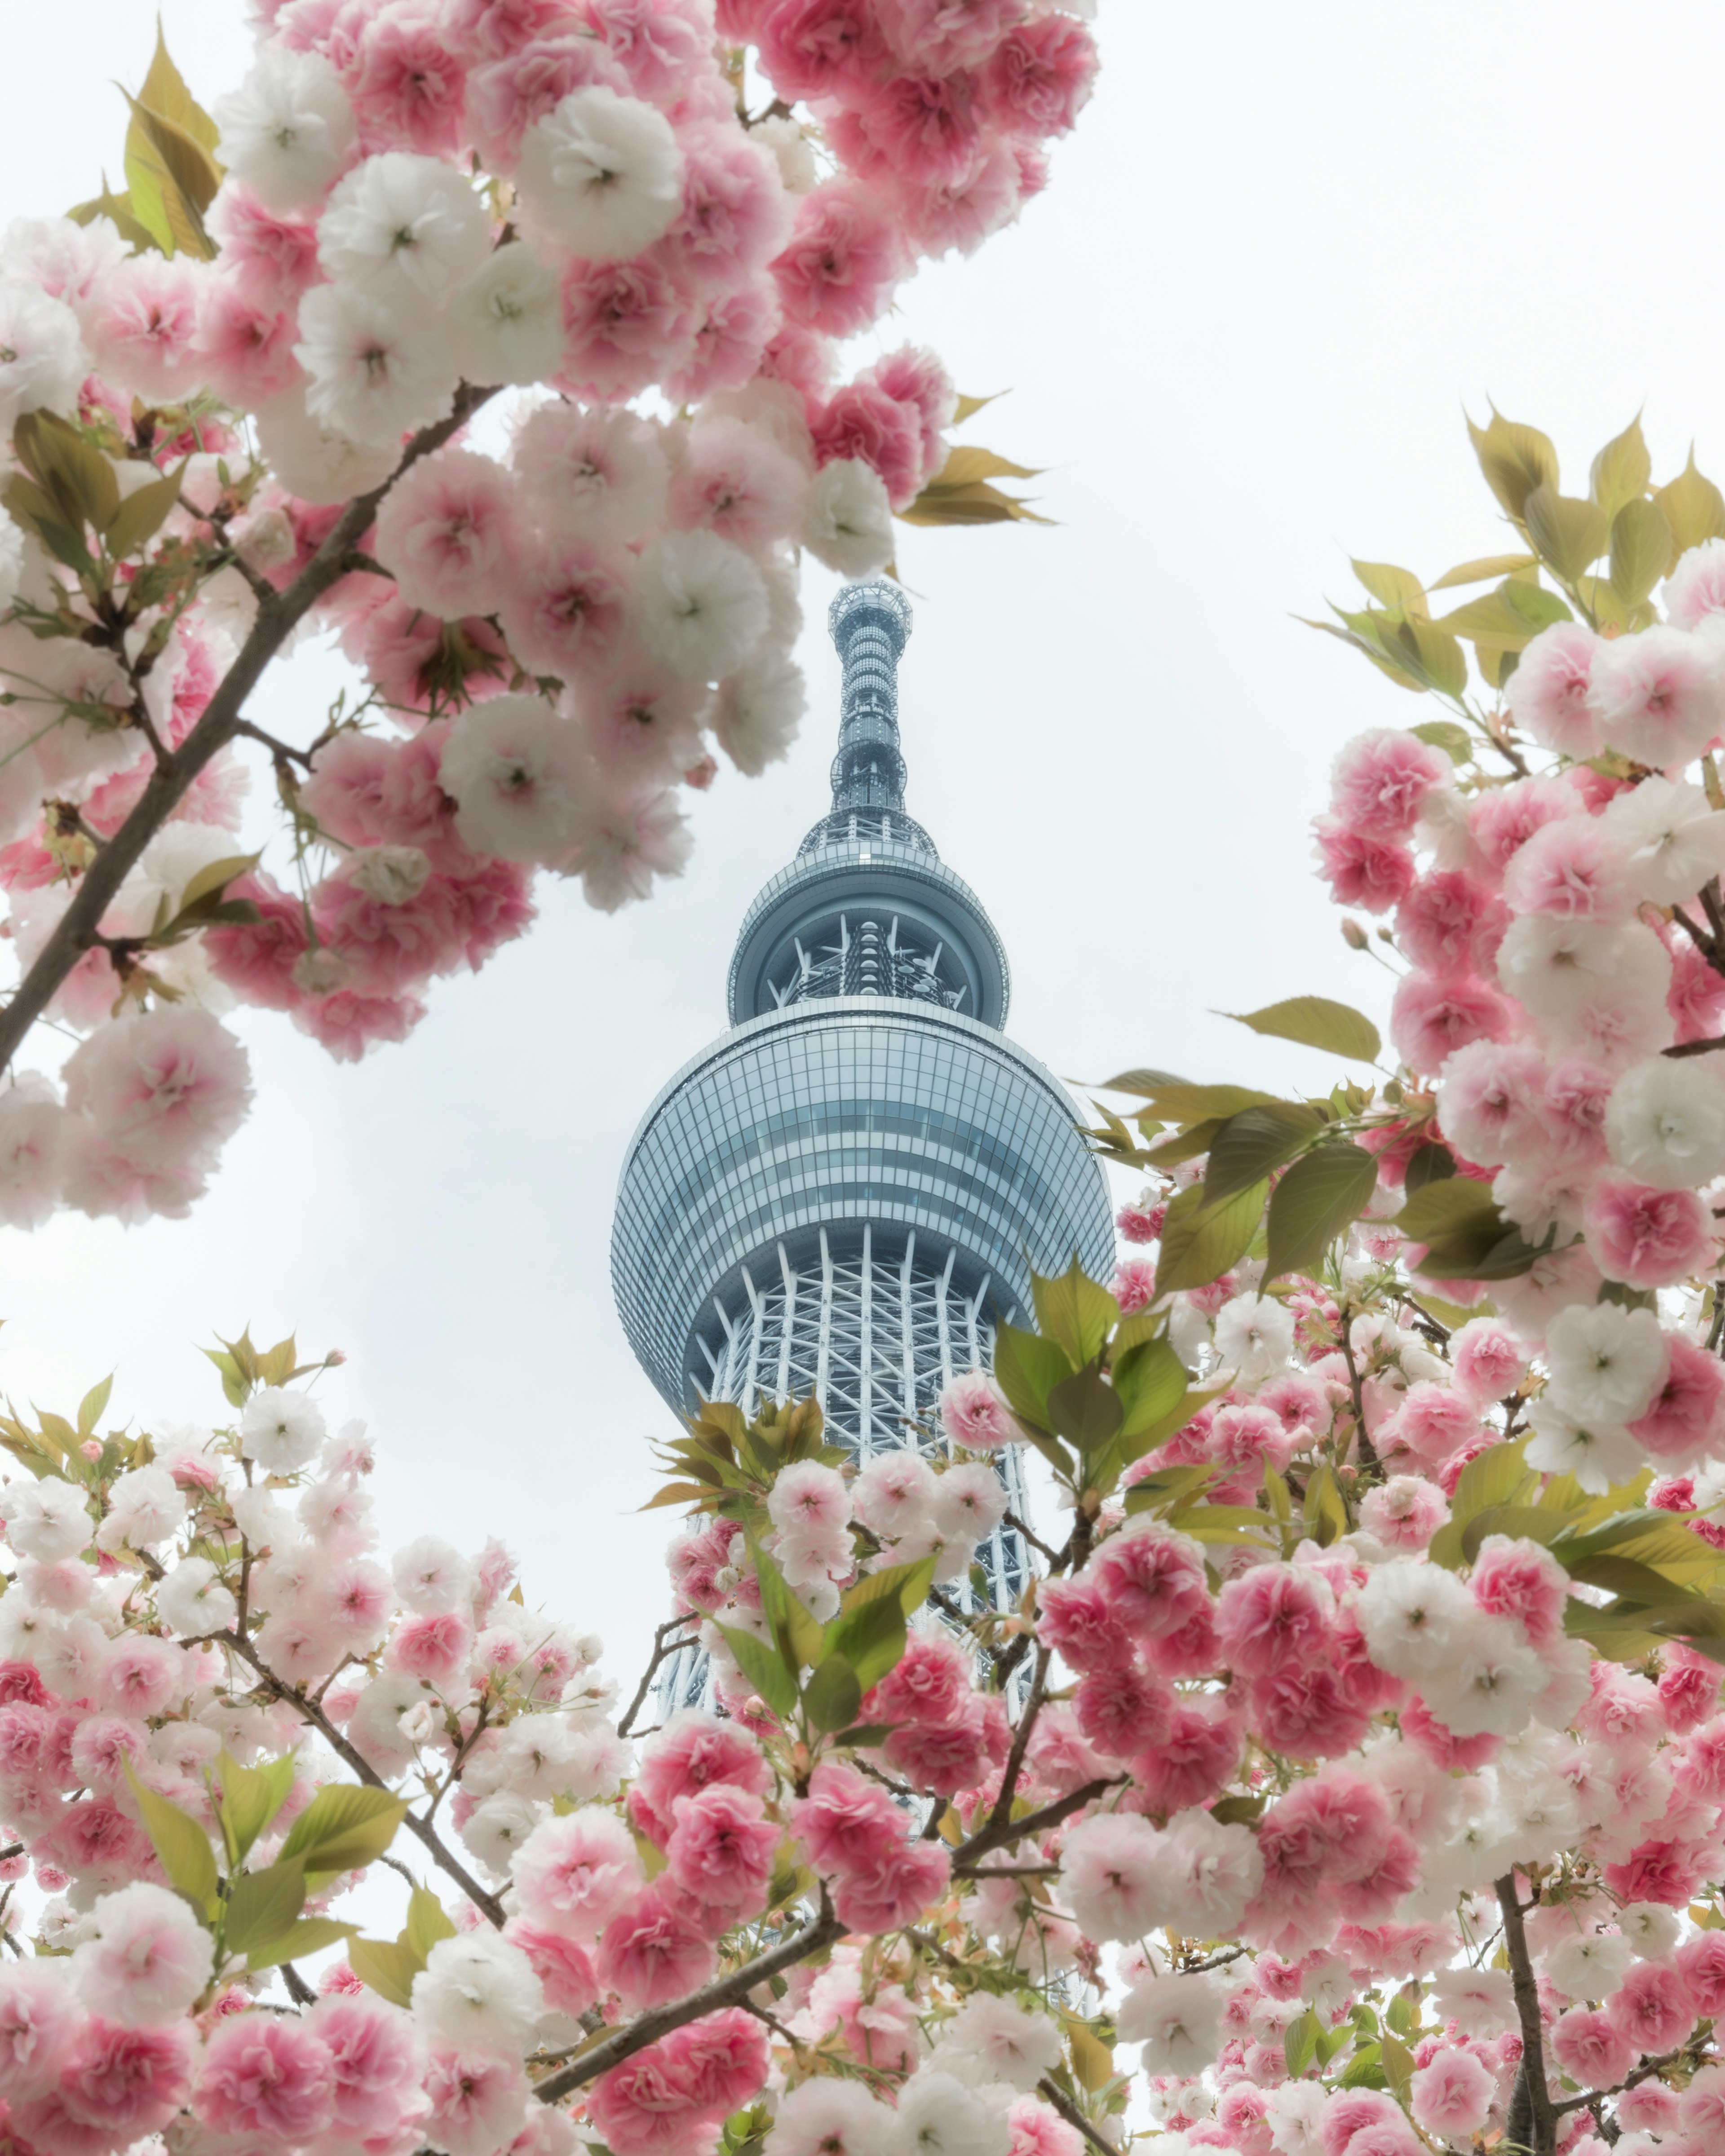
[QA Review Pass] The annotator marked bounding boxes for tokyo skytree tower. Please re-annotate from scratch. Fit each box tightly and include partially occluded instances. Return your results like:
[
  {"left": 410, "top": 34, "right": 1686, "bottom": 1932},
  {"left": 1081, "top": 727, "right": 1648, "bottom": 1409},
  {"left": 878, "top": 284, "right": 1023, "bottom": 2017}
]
[{"left": 611, "top": 582, "right": 1113, "bottom": 1701}]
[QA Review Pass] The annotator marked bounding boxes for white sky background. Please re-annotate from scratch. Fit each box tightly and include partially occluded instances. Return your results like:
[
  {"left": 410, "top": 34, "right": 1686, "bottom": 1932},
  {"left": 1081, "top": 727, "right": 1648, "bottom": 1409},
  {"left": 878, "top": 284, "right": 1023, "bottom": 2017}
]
[{"left": 2, "top": 0, "right": 1725, "bottom": 1699}]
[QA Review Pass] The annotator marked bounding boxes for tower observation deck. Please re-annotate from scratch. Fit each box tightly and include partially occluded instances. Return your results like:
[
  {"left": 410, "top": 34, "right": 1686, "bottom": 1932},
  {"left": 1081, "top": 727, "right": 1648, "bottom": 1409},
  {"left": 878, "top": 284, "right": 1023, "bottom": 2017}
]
[{"left": 611, "top": 583, "right": 1114, "bottom": 1693}]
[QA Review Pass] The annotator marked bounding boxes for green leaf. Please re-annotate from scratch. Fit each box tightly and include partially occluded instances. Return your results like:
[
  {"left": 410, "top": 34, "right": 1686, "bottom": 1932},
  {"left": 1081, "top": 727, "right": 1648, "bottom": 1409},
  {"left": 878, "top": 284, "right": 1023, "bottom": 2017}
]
[
  {"left": 1203, "top": 1103, "right": 1324, "bottom": 1201},
  {"left": 1303, "top": 1464, "right": 1348, "bottom": 1548},
  {"left": 1403, "top": 1142, "right": 1455, "bottom": 1196},
  {"left": 827, "top": 1557, "right": 934, "bottom": 1692},
  {"left": 1263, "top": 1143, "right": 1379, "bottom": 1286},
  {"left": 1350, "top": 560, "right": 1426, "bottom": 617},
  {"left": 991, "top": 1324, "right": 1073, "bottom": 1431},
  {"left": 224, "top": 1859, "right": 307, "bottom": 1953},
  {"left": 406, "top": 1886, "right": 456, "bottom": 1960},
  {"left": 1428, "top": 552, "right": 1539, "bottom": 590},
  {"left": 1523, "top": 484, "right": 1608, "bottom": 584},
  {"left": 245, "top": 1915, "right": 360, "bottom": 1973},
  {"left": 1657, "top": 449, "right": 1725, "bottom": 564},
  {"left": 1222, "top": 997, "right": 1380, "bottom": 1063},
  {"left": 1156, "top": 1179, "right": 1267, "bottom": 1294},
  {"left": 1031, "top": 1258, "right": 1119, "bottom": 1372},
  {"left": 805, "top": 1653, "right": 863, "bottom": 1733},
  {"left": 1284, "top": 2010, "right": 1320, "bottom": 2078},
  {"left": 1395, "top": 1175, "right": 1500, "bottom": 1244},
  {"left": 1102, "top": 1079, "right": 1278, "bottom": 1120},
  {"left": 750, "top": 1542, "right": 825, "bottom": 1671},
  {"left": 105, "top": 463, "right": 188, "bottom": 561},
  {"left": 349, "top": 1935, "right": 421, "bottom": 2009},
  {"left": 1430, "top": 1439, "right": 1533, "bottom": 1568},
  {"left": 1610, "top": 496, "right": 1673, "bottom": 607},
  {"left": 1116, "top": 1385, "right": 1229, "bottom": 1472},
  {"left": 67, "top": 179, "right": 159, "bottom": 253},
  {"left": 1409, "top": 718, "right": 1472, "bottom": 766},
  {"left": 277, "top": 1785, "right": 407, "bottom": 1886},
  {"left": 213, "top": 1750, "right": 297, "bottom": 1870},
  {"left": 1468, "top": 410, "right": 1559, "bottom": 520},
  {"left": 1047, "top": 1366, "right": 1124, "bottom": 1458},
  {"left": 77, "top": 1375, "right": 113, "bottom": 1438},
  {"left": 1590, "top": 415, "right": 1652, "bottom": 518},
  {"left": 715, "top": 1622, "right": 799, "bottom": 1719},
  {"left": 124, "top": 1763, "right": 217, "bottom": 1917},
  {"left": 1111, "top": 1338, "right": 1188, "bottom": 1440}
]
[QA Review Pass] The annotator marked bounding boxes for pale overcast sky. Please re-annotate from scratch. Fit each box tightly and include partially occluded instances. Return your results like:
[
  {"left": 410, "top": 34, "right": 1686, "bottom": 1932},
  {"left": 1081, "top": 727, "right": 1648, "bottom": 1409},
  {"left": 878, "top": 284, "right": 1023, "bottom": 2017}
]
[{"left": 3, "top": 0, "right": 1723, "bottom": 1693}]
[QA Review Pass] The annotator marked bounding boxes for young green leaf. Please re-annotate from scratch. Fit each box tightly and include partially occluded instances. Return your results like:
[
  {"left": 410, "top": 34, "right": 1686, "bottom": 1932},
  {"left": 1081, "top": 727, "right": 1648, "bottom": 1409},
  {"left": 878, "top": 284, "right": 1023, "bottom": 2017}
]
[
  {"left": 714, "top": 1622, "right": 799, "bottom": 1719},
  {"left": 348, "top": 1935, "right": 422, "bottom": 2009},
  {"left": 1030, "top": 1257, "right": 1119, "bottom": 1371},
  {"left": 1263, "top": 1144, "right": 1379, "bottom": 1285},
  {"left": 213, "top": 1750, "right": 297, "bottom": 1870},
  {"left": 991, "top": 1324, "right": 1073, "bottom": 1431},
  {"left": 1155, "top": 1180, "right": 1268, "bottom": 1294},
  {"left": 1203, "top": 1102, "right": 1323, "bottom": 1201},
  {"left": 1221, "top": 996, "right": 1381, "bottom": 1063},
  {"left": 276, "top": 1785, "right": 407, "bottom": 1885},
  {"left": 245, "top": 1915, "right": 360, "bottom": 1974},
  {"left": 124, "top": 1764, "right": 217, "bottom": 1916},
  {"left": 223, "top": 1860, "right": 308, "bottom": 1954},
  {"left": 804, "top": 1653, "right": 863, "bottom": 1733}
]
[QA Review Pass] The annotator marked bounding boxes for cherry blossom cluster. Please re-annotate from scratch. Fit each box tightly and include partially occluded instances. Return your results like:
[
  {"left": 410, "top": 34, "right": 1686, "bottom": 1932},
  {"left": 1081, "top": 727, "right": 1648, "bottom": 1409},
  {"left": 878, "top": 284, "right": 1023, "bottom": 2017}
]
[{"left": 0, "top": 0, "right": 1097, "bottom": 1227}]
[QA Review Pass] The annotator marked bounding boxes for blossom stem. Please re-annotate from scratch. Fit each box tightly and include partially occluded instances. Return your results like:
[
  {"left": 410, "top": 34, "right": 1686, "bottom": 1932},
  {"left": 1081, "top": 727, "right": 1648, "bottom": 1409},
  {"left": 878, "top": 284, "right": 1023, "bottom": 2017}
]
[
  {"left": 1494, "top": 1873, "right": 1556, "bottom": 2156},
  {"left": 531, "top": 1893, "right": 846, "bottom": 2104},
  {"left": 0, "top": 384, "right": 495, "bottom": 1078}
]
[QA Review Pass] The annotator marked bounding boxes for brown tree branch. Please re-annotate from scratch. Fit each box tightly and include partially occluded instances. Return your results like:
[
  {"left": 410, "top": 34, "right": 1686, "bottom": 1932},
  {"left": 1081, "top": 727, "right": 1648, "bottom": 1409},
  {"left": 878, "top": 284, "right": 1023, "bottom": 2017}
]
[
  {"left": 952, "top": 1776, "right": 1124, "bottom": 1873},
  {"left": 531, "top": 1895, "right": 846, "bottom": 2105},
  {"left": 618, "top": 1615, "right": 698, "bottom": 1740},
  {"left": 985, "top": 1643, "right": 1052, "bottom": 1838},
  {"left": 1495, "top": 1873, "right": 1556, "bottom": 2156},
  {"left": 0, "top": 384, "right": 495, "bottom": 1075}
]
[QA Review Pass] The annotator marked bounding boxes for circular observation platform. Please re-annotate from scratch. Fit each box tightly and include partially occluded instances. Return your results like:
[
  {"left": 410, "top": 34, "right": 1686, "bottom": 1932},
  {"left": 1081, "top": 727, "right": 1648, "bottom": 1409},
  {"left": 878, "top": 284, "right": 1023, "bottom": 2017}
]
[{"left": 611, "top": 998, "right": 1115, "bottom": 1418}]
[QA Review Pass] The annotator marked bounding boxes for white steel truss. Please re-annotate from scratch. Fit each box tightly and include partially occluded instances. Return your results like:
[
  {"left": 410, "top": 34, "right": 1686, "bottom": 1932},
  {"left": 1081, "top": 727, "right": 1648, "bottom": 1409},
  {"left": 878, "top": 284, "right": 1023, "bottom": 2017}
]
[{"left": 660, "top": 1230, "right": 1034, "bottom": 1714}]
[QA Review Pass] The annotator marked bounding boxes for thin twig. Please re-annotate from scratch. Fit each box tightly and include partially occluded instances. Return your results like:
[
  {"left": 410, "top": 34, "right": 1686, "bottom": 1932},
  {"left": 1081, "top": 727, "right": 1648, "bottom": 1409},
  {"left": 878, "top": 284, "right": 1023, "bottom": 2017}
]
[
  {"left": 618, "top": 1615, "right": 698, "bottom": 1740},
  {"left": 1004, "top": 1511, "right": 1061, "bottom": 1566},
  {"left": 279, "top": 1960, "right": 315, "bottom": 2007},
  {"left": 1035, "top": 2078, "right": 1116, "bottom": 2156},
  {"left": 531, "top": 1895, "right": 845, "bottom": 2104}
]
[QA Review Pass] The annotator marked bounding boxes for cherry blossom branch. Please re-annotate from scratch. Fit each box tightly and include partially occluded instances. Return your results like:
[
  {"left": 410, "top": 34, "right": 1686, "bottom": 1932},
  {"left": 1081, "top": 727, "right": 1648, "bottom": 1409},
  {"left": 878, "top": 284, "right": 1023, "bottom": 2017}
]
[
  {"left": 1335, "top": 1320, "right": 1381, "bottom": 1480},
  {"left": 951, "top": 1776, "right": 1124, "bottom": 1873},
  {"left": 531, "top": 1892, "right": 846, "bottom": 2104},
  {"left": 222, "top": 1629, "right": 506, "bottom": 1928},
  {"left": 1035, "top": 2077, "right": 1117, "bottom": 2156},
  {"left": 1004, "top": 1511, "right": 1062, "bottom": 1566},
  {"left": 1551, "top": 2046, "right": 1687, "bottom": 2119},
  {"left": 618, "top": 1615, "right": 699, "bottom": 1740},
  {"left": 1495, "top": 1874, "right": 1557, "bottom": 2156},
  {"left": 984, "top": 1643, "right": 1052, "bottom": 1837},
  {"left": 0, "top": 384, "right": 495, "bottom": 1078}
]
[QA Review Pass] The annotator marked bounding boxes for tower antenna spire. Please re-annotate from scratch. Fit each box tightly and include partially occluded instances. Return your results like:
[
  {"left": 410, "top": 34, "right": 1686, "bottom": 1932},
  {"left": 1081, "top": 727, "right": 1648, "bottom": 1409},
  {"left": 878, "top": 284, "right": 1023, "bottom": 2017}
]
[{"left": 827, "top": 579, "right": 914, "bottom": 817}]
